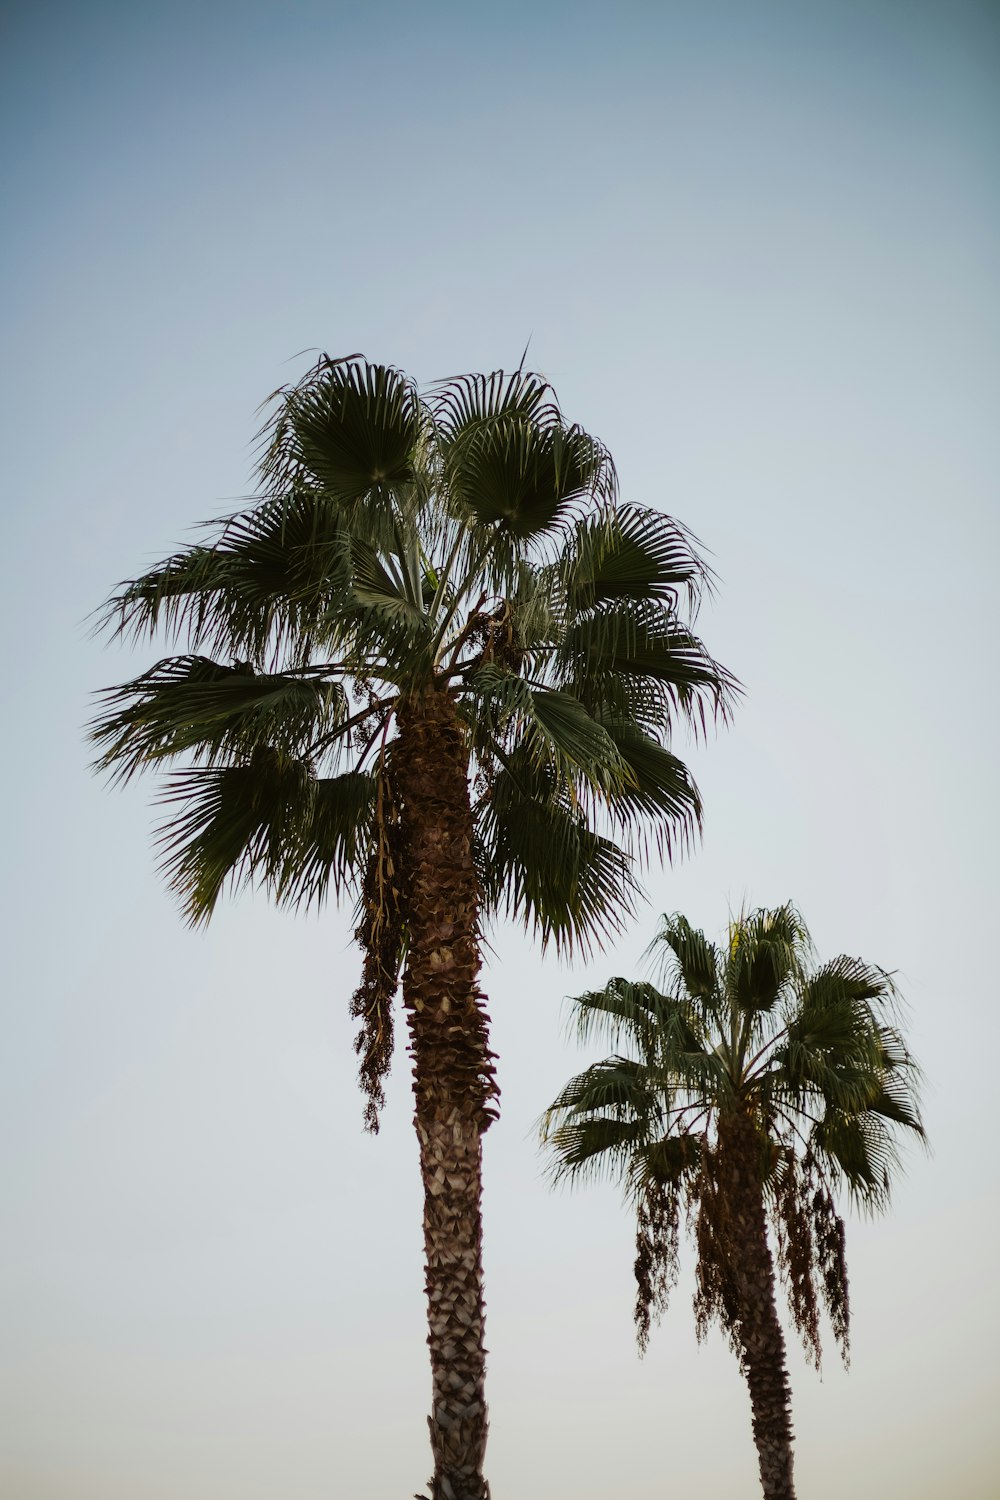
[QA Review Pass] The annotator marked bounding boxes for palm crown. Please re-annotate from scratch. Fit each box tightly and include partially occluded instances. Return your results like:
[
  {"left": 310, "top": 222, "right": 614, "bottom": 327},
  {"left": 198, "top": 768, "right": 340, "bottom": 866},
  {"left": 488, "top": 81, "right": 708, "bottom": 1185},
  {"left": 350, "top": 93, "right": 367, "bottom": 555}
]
[
  {"left": 92, "top": 356, "right": 735, "bottom": 1125},
  {"left": 542, "top": 903, "right": 924, "bottom": 1363}
]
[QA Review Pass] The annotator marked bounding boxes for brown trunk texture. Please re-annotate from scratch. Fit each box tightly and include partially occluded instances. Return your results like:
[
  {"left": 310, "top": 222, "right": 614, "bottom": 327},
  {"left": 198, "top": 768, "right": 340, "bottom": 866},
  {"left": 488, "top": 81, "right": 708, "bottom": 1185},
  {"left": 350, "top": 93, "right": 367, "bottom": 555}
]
[
  {"left": 718, "top": 1111, "right": 797, "bottom": 1500},
  {"left": 394, "top": 687, "right": 498, "bottom": 1500}
]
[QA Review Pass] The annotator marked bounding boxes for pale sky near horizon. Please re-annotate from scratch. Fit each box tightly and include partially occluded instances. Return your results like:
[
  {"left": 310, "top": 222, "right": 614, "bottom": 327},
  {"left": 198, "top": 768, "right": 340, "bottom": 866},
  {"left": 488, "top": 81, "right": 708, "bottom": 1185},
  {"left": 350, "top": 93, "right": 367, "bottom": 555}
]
[{"left": 2, "top": 1, "right": 998, "bottom": 1497}]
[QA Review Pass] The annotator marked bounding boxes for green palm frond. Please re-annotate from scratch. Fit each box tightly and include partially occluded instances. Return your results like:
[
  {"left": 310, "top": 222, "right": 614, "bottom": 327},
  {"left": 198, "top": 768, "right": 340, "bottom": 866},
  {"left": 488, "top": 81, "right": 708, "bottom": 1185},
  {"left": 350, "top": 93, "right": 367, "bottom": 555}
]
[
  {"left": 431, "top": 367, "right": 559, "bottom": 431},
  {"left": 647, "top": 913, "right": 720, "bottom": 1003},
  {"left": 98, "top": 488, "right": 355, "bottom": 657},
  {"left": 349, "top": 537, "right": 425, "bottom": 620},
  {"left": 523, "top": 688, "right": 629, "bottom": 794},
  {"left": 562, "top": 506, "right": 711, "bottom": 615},
  {"left": 546, "top": 1055, "right": 662, "bottom": 1121},
  {"left": 275, "top": 770, "right": 376, "bottom": 909},
  {"left": 777, "top": 957, "right": 905, "bottom": 1111},
  {"left": 459, "top": 663, "right": 534, "bottom": 733},
  {"left": 794, "top": 954, "right": 897, "bottom": 1018},
  {"left": 632, "top": 1133, "right": 703, "bottom": 1193},
  {"left": 90, "top": 655, "right": 346, "bottom": 782},
  {"left": 345, "top": 538, "right": 437, "bottom": 689},
  {"left": 449, "top": 420, "right": 609, "bottom": 539},
  {"left": 558, "top": 600, "right": 737, "bottom": 737},
  {"left": 727, "top": 902, "right": 810, "bottom": 1015},
  {"left": 545, "top": 1115, "right": 651, "bottom": 1186},
  {"left": 434, "top": 368, "right": 616, "bottom": 540},
  {"left": 464, "top": 667, "right": 631, "bottom": 799},
  {"left": 259, "top": 355, "right": 424, "bottom": 515},
  {"left": 864, "top": 1077, "right": 925, "bottom": 1134},
  {"left": 568, "top": 978, "right": 691, "bottom": 1056},
  {"left": 569, "top": 669, "right": 676, "bottom": 739},
  {"left": 566, "top": 983, "right": 729, "bottom": 1118},
  {"left": 810, "top": 1110, "right": 903, "bottom": 1210},
  {"left": 504, "top": 558, "right": 563, "bottom": 650},
  {"left": 597, "top": 719, "right": 703, "bottom": 856},
  {"left": 541, "top": 1053, "right": 662, "bottom": 1188},
  {"left": 154, "top": 747, "right": 316, "bottom": 925},
  {"left": 477, "top": 777, "right": 638, "bottom": 952}
]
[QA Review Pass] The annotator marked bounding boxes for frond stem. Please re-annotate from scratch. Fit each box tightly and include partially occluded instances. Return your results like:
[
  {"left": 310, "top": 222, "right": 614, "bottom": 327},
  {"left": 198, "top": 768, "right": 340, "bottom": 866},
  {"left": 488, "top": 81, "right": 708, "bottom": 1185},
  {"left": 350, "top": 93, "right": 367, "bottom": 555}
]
[
  {"left": 308, "top": 695, "right": 399, "bottom": 757},
  {"left": 429, "top": 531, "right": 499, "bottom": 659}
]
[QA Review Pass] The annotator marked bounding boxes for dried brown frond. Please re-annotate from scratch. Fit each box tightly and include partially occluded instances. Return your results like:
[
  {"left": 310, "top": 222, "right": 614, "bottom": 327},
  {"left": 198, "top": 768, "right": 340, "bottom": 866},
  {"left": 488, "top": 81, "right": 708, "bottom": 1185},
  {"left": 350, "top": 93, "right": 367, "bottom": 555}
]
[
  {"left": 462, "top": 600, "right": 525, "bottom": 676},
  {"left": 350, "top": 761, "right": 406, "bottom": 1132},
  {"left": 814, "top": 1182, "right": 850, "bottom": 1365},
  {"left": 691, "top": 1142, "right": 745, "bottom": 1366},
  {"left": 634, "top": 1177, "right": 682, "bottom": 1353},
  {"left": 773, "top": 1151, "right": 823, "bottom": 1368},
  {"left": 772, "top": 1149, "right": 851, "bottom": 1368}
]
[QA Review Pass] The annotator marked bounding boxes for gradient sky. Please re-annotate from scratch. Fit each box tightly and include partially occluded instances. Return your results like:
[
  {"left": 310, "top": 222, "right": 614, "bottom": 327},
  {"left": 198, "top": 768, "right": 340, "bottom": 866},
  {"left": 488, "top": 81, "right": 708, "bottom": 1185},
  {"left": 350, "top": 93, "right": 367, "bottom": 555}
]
[{"left": 2, "top": 1, "right": 998, "bottom": 1496}]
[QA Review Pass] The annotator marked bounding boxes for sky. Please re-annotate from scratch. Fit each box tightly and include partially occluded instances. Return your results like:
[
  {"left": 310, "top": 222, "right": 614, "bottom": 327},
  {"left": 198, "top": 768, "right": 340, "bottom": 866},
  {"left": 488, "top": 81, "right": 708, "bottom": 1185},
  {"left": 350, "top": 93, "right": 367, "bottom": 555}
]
[{"left": 1, "top": 0, "right": 998, "bottom": 1496}]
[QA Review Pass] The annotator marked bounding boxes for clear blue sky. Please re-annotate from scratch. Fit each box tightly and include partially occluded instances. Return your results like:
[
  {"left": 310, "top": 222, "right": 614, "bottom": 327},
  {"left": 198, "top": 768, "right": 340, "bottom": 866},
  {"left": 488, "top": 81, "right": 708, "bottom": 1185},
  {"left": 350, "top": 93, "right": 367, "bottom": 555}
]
[{"left": 2, "top": 2, "right": 998, "bottom": 1496}]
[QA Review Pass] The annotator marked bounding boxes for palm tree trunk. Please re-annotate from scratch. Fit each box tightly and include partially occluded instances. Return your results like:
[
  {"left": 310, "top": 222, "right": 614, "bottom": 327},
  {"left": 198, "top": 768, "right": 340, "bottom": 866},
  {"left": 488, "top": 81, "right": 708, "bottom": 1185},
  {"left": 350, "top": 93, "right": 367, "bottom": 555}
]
[
  {"left": 395, "top": 686, "right": 498, "bottom": 1500},
  {"left": 718, "top": 1111, "right": 797, "bottom": 1500}
]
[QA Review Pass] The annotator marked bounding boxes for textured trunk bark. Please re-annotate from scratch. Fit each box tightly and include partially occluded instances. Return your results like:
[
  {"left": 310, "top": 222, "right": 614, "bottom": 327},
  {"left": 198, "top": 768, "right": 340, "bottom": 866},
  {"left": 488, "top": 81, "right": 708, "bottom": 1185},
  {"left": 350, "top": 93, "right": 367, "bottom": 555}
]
[
  {"left": 394, "top": 686, "right": 498, "bottom": 1500},
  {"left": 718, "top": 1111, "right": 797, "bottom": 1500}
]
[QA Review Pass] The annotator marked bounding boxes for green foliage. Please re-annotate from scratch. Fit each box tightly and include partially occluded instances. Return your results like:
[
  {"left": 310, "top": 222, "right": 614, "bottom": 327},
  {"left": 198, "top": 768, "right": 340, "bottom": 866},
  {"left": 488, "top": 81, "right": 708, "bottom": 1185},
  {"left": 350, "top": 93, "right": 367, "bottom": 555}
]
[
  {"left": 433, "top": 369, "right": 615, "bottom": 538},
  {"left": 261, "top": 357, "right": 423, "bottom": 507},
  {"left": 541, "top": 904, "right": 924, "bottom": 1367},
  {"left": 91, "top": 354, "right": 735, "bottom": 1120}
]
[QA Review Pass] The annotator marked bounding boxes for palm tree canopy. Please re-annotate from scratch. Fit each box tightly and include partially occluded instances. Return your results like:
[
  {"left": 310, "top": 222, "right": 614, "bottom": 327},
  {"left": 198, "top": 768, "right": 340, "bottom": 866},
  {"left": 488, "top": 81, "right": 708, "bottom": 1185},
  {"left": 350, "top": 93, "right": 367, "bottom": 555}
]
[
  {"left": 542, "top": 904, "right": 924, "bottom": 1364},
  {"left": 90, "top": 356, "right": 737, "bottom": 1126}
]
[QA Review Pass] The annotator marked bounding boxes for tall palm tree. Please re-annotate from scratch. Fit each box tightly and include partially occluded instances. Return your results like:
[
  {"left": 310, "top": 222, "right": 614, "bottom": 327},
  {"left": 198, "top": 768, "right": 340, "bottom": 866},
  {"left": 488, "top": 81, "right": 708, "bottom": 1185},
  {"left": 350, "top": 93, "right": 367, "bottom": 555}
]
[
  {"left": 542, "top": 904, "right": 924, "bottom": 1500},
  {"left": 90, "top": 355, "right": 735, "bottom": 1500}
]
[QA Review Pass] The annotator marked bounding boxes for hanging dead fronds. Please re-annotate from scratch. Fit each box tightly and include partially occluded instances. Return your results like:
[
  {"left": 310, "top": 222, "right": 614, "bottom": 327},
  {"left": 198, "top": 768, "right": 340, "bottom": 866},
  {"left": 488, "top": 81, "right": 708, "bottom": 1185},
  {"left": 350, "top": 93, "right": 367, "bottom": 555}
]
[
  {"left": 634, "top": 1176, "right": 682, "bottom": 1353},
  {"left": 350, "top": 760, "right": 406, "bottom": 1133},
  {"left": 691, "top": 1139, "right": 746, "bottom": 1367},
  {"left": 772, "top": 1148, "right": 851, "bottom": 1369}
]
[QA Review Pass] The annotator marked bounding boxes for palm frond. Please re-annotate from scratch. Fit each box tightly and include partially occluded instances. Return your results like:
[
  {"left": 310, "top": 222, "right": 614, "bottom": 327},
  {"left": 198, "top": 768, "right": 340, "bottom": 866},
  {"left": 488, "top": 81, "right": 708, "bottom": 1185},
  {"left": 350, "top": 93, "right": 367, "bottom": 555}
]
[
  {"left": 630, "top": 1133, "right": 703, "bottom": 1193},
  {"left": 727, "top": 902, "right": 811, "bottom": 1016},
  {"left": 793, "top": 954, "right": 898, "bottom": 1020},
  {"left": 541, "top": 1053, "right": 663, "bottom": 1188},
  {"left": 90, "top": 655, "right": 346, "bottom": 782},
  {"left": 154, "top": 747, "right": 316, "bottom": 925},
  {"left": 525, "top": 688, "right": 630, "bottom": 793},
  {"left": 810, "top": 1111, "right": 902, "bottom": 1211},
  {"left": 647, "top": 913, "right": 720, "bottom": 1003},
  {"left": 477, "top": 776, "right": 638, "bottom": 953},
  {"left": 597, "top": 717, "right": 703, "bottom": 858},
  {"left": 276, "top": 770, "right": 377, "bottom": 909},
  {"left": 434, "top": 369, "right": 616, "bottom": 540},
  {"left": 432, "top": 366, "right": 560, "bottom": 422},
  {"left": 544, "top": 1116, "right": 650, "bottom": 1187},
  {"left": 545, "top": 1055, "right": 663, "bottom": 1122},
  {"left": 562, "top": 505, "right": 711, "bottom": 615},
  {"left": 864, "top": 1078, "right": 925, "bottom": 1135},
  {"left": 776, "top": 957, "right": 916, "bottom": 1118},
  {"left": 569, "top": 978, "right": 674, "bottom": 1047},
  {"left": 97, "top": 488, "right": 355, "bottom": 658},
  {"left": 258, "top": 356, "right": 424, "bottom": 519},
  {"left": 558, "top": 600, "right": 738, "bottom": 737},
  {"left": 464, "top": 667, "right": 630, "bottom": 798}
]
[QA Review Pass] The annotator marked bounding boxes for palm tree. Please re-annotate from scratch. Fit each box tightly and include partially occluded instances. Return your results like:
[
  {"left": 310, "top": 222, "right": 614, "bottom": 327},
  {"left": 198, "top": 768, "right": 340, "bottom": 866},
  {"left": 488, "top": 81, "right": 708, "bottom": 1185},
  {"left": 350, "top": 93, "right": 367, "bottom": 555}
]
[
  {"left": 542, "top": 903, "right": 923, "bottom": 1500},
  {"left": 90, "top": 355, "right": 735, "bottom": 1500}
]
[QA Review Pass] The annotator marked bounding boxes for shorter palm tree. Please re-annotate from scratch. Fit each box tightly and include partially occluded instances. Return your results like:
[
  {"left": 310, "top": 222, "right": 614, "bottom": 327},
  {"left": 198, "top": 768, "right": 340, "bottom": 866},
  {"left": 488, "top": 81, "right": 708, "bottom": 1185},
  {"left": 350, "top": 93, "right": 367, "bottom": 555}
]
[{"left": 541, "top": 903, "right": 923, "bottom": 1500}]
